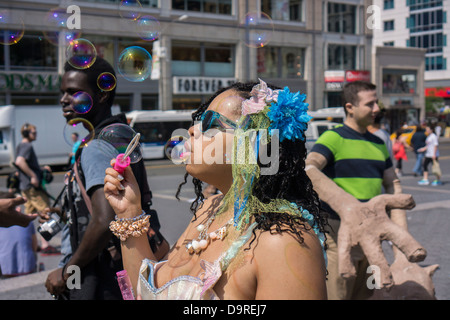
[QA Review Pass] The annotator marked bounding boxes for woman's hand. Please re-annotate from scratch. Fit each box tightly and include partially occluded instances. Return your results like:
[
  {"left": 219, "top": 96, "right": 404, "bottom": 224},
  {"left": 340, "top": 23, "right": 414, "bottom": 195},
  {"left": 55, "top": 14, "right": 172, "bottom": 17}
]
[{"left": 104, "top": 159, "right": 142, "bottom": 219}]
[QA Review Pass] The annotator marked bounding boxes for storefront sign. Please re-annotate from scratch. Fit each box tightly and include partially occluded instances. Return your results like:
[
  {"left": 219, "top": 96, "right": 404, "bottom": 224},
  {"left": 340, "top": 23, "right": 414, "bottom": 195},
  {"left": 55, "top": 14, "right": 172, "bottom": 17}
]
[
  {"left": 345, "top": 70, "right": 371, "bottom": 82},
  {"left": 326, "top": 82, "right": 344, "bottom": 91},
  {"left": 324, "top": 70, "right": 345, "bottom": 83},
  {"left": 0, "top": 72, "right": 61, "bottom": 92},
  {"left": 173, "top": 76, "right": 236, "bottom": 95},
  {"left": 425, "top": 87, "right": 450, "bottom": 98}
]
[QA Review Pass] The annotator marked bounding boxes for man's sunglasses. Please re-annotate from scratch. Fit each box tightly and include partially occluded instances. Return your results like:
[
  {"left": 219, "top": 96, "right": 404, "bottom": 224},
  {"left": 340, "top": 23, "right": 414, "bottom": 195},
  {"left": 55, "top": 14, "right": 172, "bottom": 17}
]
[{"left": 200, "top": 110, "right": 249, "bottom": 133}]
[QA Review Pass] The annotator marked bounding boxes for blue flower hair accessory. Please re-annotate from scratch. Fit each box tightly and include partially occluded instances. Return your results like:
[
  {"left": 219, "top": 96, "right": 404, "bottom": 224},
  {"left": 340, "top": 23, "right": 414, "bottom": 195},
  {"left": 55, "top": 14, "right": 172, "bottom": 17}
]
[
  {"left": 267, "top": 87, "right": 312, "bottom": 142},
  {"left": 241, "top": 79, "right": 312, "bottom": 142}
]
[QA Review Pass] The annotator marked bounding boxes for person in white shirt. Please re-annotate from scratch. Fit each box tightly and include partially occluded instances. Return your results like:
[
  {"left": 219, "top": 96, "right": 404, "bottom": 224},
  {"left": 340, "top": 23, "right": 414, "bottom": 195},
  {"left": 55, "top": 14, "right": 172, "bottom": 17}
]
[{"left": 418, "top": 124, "right": 441, "bottom": 186}]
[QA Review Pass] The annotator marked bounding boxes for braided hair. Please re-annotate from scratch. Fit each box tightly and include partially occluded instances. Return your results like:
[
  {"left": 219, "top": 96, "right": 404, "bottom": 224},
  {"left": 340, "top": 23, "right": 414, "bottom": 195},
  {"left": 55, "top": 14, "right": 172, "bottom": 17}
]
[{"left": 175, "top": 82, "right": 327, "bottom": 249}]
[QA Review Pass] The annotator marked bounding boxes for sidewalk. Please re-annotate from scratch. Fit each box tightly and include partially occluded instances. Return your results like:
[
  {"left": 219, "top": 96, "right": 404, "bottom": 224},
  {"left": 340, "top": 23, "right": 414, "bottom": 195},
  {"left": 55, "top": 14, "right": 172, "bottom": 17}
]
[
  {"left": 0, "top": 269, "right": 54, "bottom": 300},
  {"left": 1, "top": 138, "right": 449, "bottom": 300}
]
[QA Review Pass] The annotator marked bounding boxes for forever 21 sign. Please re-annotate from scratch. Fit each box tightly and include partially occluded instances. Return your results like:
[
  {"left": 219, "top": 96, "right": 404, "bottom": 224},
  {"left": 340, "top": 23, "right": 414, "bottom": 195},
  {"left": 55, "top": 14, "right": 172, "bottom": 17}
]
[{"left": 173, "top": 76, "right": 236, "bottom": 95}]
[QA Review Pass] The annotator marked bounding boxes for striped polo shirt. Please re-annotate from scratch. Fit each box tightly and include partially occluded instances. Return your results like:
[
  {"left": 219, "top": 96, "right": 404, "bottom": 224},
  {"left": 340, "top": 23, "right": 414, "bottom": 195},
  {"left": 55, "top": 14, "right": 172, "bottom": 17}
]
[{"left": 311, "top": 124, "right": 393, "bottom": 219}]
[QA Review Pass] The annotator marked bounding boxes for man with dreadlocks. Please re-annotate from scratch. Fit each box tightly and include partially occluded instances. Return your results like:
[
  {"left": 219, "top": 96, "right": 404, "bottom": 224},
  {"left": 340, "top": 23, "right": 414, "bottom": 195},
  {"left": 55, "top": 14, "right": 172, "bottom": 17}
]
[{"left": 104, "top": 79, "right": 328, "bottom": 299}]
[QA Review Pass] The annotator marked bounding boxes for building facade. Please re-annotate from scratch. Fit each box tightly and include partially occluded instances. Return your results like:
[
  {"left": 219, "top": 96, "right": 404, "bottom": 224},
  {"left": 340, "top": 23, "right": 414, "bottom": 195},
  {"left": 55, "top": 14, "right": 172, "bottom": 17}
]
[
  {"left": 0, "top": 0, "right": 373, "bottom": 112},
  {"left": 372, "top": 0, "right": 450, "bottom": 105}
]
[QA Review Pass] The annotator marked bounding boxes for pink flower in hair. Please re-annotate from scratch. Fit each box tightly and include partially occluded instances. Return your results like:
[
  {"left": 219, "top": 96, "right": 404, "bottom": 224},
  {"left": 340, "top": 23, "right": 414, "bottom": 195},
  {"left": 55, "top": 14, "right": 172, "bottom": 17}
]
[{"left": 242, "top": 79, "right": 279, "bottom": 116}]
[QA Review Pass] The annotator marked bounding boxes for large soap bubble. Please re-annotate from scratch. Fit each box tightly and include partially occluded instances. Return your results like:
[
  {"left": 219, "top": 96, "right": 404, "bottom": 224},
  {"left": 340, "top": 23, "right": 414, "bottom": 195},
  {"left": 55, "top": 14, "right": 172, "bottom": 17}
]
[
  {"left": 66, "top": 38, "right": 97, "bottom": 69},
  {"left": 63, "top": 118, "right": 95, "bottom": 148},
  {"left": 98, "top": 123, "right": 143, "bottom": 164},
  {"left": 238, "top": 12, "right": 274, "bottom": 48},
  {"left": 0, "top": 10, "right": 25, "bottom": 45},
  {"left": 117, "top": 46, "right": 152, "bottom": 82}
]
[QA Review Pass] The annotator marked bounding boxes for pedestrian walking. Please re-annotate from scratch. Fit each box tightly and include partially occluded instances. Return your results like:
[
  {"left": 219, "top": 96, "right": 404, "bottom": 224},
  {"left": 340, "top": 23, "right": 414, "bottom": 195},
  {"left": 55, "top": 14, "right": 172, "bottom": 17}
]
[
  {"left": 418, "top": 124, "right": 442, "bottom": 186},
  {"left": 14, "top": 123, "right": 59, "bottom": 255},
  {"left": 392, "top": 129, "right": 411, "bottom": 177},
  {"left": 411, "top": 124, "right": 427, "bottom": 177}
]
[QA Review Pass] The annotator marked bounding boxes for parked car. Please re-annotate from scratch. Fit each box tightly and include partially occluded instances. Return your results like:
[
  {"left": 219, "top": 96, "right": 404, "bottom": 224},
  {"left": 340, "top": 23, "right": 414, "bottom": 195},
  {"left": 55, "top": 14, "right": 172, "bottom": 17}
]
[{"left": 305, "top": 121, "right": 341, "bottom": 152}]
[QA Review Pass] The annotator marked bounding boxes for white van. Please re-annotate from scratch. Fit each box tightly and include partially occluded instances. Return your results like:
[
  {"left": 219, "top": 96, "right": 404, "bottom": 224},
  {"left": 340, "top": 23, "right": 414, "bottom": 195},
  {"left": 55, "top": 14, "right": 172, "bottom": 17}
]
[
  {"left": 0, "top": 105, "right": 69, "bottom": 170},
  {"left": 126, "top": 110, "right": 194, "bottom": 159}
]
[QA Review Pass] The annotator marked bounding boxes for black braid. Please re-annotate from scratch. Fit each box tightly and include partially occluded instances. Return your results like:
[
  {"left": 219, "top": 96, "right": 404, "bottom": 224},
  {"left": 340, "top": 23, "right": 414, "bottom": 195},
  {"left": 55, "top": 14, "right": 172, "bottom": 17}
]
[{"left": 175, "top": 81, "right": 328, "bottom": 250}]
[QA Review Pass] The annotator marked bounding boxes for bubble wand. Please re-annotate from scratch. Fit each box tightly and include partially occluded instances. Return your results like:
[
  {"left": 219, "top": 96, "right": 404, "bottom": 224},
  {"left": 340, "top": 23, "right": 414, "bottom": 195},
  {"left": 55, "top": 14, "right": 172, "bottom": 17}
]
[{"left": 113, "top": 132, "right": 141, "bottom": 174}]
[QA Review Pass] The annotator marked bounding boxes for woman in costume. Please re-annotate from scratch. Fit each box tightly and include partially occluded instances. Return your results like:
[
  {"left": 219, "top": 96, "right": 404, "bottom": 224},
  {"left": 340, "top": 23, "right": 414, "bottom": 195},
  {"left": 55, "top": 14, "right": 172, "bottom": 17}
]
[{"left": 104, "top": 80, "right": 328, "bottom": 299}]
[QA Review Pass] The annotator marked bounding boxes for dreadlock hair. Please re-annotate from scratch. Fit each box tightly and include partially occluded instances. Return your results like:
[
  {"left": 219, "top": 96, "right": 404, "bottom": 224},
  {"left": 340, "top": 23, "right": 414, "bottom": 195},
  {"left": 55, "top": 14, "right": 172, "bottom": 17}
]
[{"left": 175, "top": 81, "right": 327, "bottom": 250}]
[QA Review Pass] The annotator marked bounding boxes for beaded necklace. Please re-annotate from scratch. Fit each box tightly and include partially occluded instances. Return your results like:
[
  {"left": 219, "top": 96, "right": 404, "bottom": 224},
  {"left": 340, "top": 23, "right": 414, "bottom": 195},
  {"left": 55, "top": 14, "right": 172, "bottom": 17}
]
[{"left": 186, "top": 215, "right": 233, "bottom": 255}]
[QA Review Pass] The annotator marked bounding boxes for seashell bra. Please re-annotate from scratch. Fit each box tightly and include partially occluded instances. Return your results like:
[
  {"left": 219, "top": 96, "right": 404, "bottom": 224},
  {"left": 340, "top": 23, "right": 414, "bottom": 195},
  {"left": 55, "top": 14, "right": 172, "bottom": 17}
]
[{"left": 136, "top": 222, "right": 257, "bottom": 300}]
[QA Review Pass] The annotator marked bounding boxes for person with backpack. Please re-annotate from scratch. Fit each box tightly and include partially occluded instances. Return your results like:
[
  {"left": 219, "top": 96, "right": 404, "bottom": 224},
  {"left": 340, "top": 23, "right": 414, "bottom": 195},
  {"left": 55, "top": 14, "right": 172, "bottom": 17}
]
[{"left": 44, "top": 57, "right": 168, "bottom": 299}]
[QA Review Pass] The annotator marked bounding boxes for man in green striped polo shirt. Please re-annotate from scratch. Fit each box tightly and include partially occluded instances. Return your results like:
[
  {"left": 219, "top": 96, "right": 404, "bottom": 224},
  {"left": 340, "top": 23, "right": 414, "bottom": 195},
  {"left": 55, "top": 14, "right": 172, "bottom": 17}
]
[{"left": 306, "top": 81, "right": 406, "bottom": 300}]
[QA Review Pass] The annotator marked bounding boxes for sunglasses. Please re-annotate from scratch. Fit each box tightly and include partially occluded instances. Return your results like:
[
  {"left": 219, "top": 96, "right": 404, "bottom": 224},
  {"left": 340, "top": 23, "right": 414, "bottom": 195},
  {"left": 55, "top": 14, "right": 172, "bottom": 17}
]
[{"left": 200, "top": 110, "right": 250, "bottom": 133}]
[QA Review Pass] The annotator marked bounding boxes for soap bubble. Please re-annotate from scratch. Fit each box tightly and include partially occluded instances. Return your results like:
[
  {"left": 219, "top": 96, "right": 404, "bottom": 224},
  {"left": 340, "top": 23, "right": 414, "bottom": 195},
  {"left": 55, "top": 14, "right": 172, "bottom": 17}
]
[
  {"left": 42, "top": 8, "right": 81, "bottom": 46},
  {"left": 117, "top": 46, "right": 152, "bottom": 82},
  {"left": 238, "top": 12, "right": 274, "bottom": 48},
  {"left": 0, "top": 10, "right": 25, "bottom": 45},
  {"left": 97, "top": 72, "right": 116, "bottom": 91},
  {"left": 164, "top": 136, "right": 190, "bottom": 164},
  {"left": 71, "top": 91, "right": 93, "bottom": 114},
  {"left": 63, "top": 118, "right": 95, "bottom": 148},
  {"left": 137, "top": 15, "right": 161, "bottom": 41},
  {"left": 98, "top": 123, "right": 143, "bottom": 164},
  {"left": 66, "top": 38, "right": 97, "bottom": 69},
  {"left": 119, "top": 0, "right": 142, "bottom": 21}
]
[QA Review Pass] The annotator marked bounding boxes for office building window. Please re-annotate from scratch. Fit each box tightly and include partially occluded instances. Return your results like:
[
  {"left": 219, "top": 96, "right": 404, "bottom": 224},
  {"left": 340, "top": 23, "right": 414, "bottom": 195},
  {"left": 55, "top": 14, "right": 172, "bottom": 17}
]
[
  {"left": 426, "top": 56, "right": 447, "bottom": 70},
  {"left": 115, "top": 94, "right": 132, "bottom": 112},
  {"left": 407, "top": 9, "right": 444, "bottom": 33},
  {"left": 407, "top": 0, "right": 443, "bottom": 11},
  {"left": 327, "top": 2, "right": 357, "bottom": 34},
  {"left": 0, "top": 46, "right": 4, "bottom": 67},
  {"left": 172, "top": 41, "right": 234, "bottom": 77},
  {"left": 76, "top": 0, "right": 158, "bottom": 7},
  {"left": 173, "top": 95, "right": 202, "bottom": 110},
  {"left": 384, "top": 41, "right": 395, "bottom": 46},
  {"left": 11, "top": 94, "right": 59, "bottom": 105},
  {"left": 85, "top": 35, "right": 115, "bottom": 66},
  {"left": 261, "top": 0, "right": 304, "bottom": 22},
  {"left": 327, "top": 44, "right": 356, "bottom": 70},
  {"left": 409, "top": 33, "right": 446, "bottom": 53},
  {"left": 257, "top": 46, "right": 305, "bottom": 79},
  {"left": 141, "top": 94, "right": 158, "bottom": 110},
  {"left": 172, "top": 0, "right": 232, "bottom": 15},
  {"left": 384, "top": 0, "right": 394, "bottom": 10},
  {"left": 382, "top": 69, "right": 417, "bottom": 94},
  {"left": 9, "top": 32, "right": 57, "bottom": 71},
  {"left": 384, "top": 20, "right": 395, "bottom": 31}
]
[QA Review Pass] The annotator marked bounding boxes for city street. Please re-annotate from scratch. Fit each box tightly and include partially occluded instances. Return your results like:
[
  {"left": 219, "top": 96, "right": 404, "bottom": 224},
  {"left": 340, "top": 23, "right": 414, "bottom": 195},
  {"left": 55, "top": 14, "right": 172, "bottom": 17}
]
[{"left": 0, "top": 139, "right": 449, "bottom": 300}]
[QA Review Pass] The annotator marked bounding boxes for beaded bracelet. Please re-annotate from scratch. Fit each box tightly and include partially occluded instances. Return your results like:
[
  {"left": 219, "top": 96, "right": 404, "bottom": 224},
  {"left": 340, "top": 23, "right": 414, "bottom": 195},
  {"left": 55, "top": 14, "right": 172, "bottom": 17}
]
[{"left": 109, "top": 211, "right": 151, "bottom": 242}]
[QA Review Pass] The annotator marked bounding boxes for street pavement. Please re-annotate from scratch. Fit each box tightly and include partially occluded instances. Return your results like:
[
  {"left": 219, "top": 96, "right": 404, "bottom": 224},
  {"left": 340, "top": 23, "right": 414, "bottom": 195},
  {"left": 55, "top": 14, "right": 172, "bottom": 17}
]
[{"left": 0, "top": 140, "right": 449, "bottom": 300}]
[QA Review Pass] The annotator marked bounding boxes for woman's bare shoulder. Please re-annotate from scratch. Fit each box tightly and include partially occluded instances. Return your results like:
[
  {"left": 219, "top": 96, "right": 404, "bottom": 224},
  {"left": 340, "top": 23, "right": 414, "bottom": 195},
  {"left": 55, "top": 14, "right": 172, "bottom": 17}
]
[{"left": 250, "top": 225, "right": 327, "bottom": 299}]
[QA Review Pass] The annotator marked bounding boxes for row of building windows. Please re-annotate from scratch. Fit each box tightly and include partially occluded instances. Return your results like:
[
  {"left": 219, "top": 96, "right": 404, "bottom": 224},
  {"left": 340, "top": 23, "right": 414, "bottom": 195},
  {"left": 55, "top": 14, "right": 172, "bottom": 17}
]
[
  {"left": 4, "top": 31, "right": 371, "bottom": 81},
  {"left": 78, "top": 0, "right": 305, "bottom": 21},
  {"left": 408, "top": 33, "right": 446, "bottom": 53},
  {"left": 407, "top": 9, "right": 446, "bottom": 33},
  {"left": 407, "top": 0, "right": 443, "bottom": 11}
]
